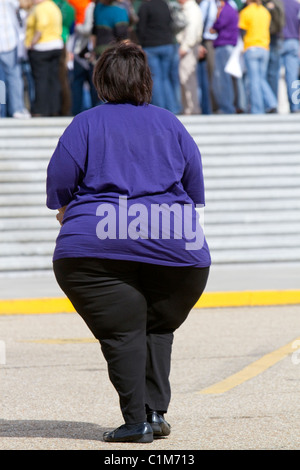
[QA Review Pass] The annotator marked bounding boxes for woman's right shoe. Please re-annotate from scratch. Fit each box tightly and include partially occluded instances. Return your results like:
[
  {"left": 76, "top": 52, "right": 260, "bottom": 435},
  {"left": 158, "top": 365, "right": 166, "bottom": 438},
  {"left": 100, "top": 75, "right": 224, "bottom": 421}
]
[
  {"left": 103, "top": 422, "right": 153, "bottom": 443},
  {"left": 147, "top": 411, "right": 171, "bottom": 437}
]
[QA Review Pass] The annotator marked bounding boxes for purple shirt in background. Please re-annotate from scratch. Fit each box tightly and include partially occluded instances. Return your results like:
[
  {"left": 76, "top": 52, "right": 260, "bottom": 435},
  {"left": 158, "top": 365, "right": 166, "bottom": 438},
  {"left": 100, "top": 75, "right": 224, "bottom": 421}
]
[
  {"left": 213, "top": 1, "right": 239, "bottom": 47},
  {"left": 46, "top": 103, "right": 211, "bottom": 268},
  {"left": 281, "top": 0, "right": 300, "bottom": 39}
]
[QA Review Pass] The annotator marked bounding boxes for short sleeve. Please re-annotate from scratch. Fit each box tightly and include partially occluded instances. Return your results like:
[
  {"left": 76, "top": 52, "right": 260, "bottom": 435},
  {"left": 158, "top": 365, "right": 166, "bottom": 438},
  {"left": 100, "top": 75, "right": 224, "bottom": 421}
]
[
  {"left": 181, "top": 152, "right": 205, "bottom": 207},
  {"left": 238, "top": 9, "right": 248, "bottom": 30},
  {"left": 179, "top": 125, "right": 205, "bottom": 206},
  {"left": 46, "top": 141, "right": 83, "bottom": 210}
]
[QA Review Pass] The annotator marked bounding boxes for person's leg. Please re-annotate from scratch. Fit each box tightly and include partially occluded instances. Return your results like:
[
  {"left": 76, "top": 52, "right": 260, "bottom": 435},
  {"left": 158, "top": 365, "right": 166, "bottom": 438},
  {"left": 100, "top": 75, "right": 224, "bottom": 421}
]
[
  {"left": 58, "top": 46, "right": 71, "bottom": 116},
  {"left": 71, "top": 58, "right": 86, "bottom": 115},
  {"left": 179, "top": 46, "right": 201, "bottom": 115},
  {"left": 197, "top": 58, "right": 212, "bottom": 115},
  {"left": 213, "top": 46, "right": 235, "bottom": 114},
  {"left": 259, "top": 48, "right": 277, "bottom": 112},
  {"left": 87, "top": 63, "right": 99, "bottom": 108},
  {"left": 53, "top": 257, "right": 149, "bottom": 426},
  {"left": 48, "top": 49, "right": 62, "bottom": 116},
  {"left": 169, "top": 43, "right": 182, "bottom": 114},
  {"left": 244, "top": 48, "right": 264, "bottom": 114},
  {"left": 267, "top": 36, "right": 281, "bottom": 99},
  {"left": 159, "top": 44, "right": 179, "bottom": 114},
  {"left": 0, "top": 47, "right": 25, "bottom": 116},
  {"left": 0, "top": 62, "right": 7, "bottom": 117},
  {"left": 140, "top": 264, "right": 210, "bottom": 415},
  {"left": 29, "top": 50, "right": 52, "bottom": 116},
  {"left": 144, "top": 46, "right": 165, "bottom": 109},
  {"left": 281, "top": 39, "right": 300, "bottom": 112}
]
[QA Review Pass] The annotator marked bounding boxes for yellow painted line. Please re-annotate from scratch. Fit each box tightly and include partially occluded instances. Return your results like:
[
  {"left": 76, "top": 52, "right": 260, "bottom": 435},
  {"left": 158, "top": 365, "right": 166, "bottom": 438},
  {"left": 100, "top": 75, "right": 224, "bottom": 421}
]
[
  {"left": 0, "top": 297, "right": 74, "bottom": 315},
  {"left": 194, "top": 290, "right": 300, "bottom": 308},
  {"left": 198, "top": 336, "right": 300, "bottom": 395},
  {"left": 0, "top": 290, "right": 299, "bottom": 315}
]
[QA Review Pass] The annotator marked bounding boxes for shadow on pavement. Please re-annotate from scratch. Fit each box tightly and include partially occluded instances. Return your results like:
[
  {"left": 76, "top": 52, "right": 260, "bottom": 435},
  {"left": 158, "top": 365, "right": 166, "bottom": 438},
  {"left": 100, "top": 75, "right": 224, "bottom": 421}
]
[{"left": 0, "top": 419, "right": 108, "bottom": 442}]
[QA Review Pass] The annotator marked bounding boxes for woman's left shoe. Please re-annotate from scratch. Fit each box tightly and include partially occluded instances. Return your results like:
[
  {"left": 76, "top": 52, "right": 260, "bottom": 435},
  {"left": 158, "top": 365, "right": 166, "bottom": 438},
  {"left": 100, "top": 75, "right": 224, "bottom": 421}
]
[
  {"left": 147, "top": 411, "right": 171, "bottom": 437},
  {"left": 103, "top": 422, "right": 153, "bottom": 443}
]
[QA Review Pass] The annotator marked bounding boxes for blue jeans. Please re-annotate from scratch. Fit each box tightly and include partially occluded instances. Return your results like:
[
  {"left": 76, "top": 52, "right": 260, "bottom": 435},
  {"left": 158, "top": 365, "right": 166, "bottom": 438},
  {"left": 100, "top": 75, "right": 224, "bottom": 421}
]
[
  {"left": 0, "top": 47, "right": 25, "bottom": 116},
  {"left": 71, "top": 58, "right": 99, "bottom": 115},
  {"left": 0, "top": 63, "right": 6, "bottom": 117},
  {"left": 244, "top": 47, "right": 277, "bottom": 114},
  {"left": 280, "top": 39, "right": 300, "bottom": 112},
  {"left": 267, "top": 36, "right": 282, "bottom": 98},
  {"left": 213, "top": 45, "right": 235, "bottom": 114},
  {"left": 197, "top": 59, "right": 212, "bottom": 114},
  {"left": 144, "top": 44, "right": 179, "bottom": 114}
]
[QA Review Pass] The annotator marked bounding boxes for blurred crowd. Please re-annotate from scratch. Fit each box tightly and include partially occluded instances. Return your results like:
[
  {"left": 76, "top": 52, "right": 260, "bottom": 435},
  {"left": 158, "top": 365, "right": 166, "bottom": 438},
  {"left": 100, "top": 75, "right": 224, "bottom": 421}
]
[{"left": 0, "top": 0, "right": 299, "bottom": 119}]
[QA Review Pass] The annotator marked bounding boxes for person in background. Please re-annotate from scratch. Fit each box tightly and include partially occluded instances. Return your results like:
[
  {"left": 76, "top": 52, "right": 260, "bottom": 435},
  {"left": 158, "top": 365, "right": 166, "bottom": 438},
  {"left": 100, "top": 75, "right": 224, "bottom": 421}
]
[
  {"left": 210, "top": 0, "right": 239, "bottom": 114},
  {"left": 18, "top": 0, "right": 35, "bottom": 112},
  {"left": 0, "top": 0, "right": 31, "bottom": 119},
  {"left": 25, "top": 0, "right": 64, "bottom": 117},
  {"left": 92, "top": 0, "right": 129, "bottom": 59},
  {"left": 46, "top": 41, "right": 210, "bottom": 444},
  {"left": 262, "top": 0, "right": 285, "bottom": 100},
  {"left": 67, "top": 0, "right": 91, "bottom": 24},
  {"left": 116, "top": 0, "right": 139, "bottom": 42},
  {"left": 70, "top": 1, "right": 98, "bottom": 115},
  {"left": 198, "top": 0, "right": 218, "bottom": 113},
  {"left": 0, "top": 64, "right": 7, "bottom": 117},
  {"left": 176, "top": 0, "right": 203, "bottom": 115},
  {"left": 239, "top": 0, "right": 278, "bottom": 114},
  {"left": 280, "top": 0, "right": 300, "bottom": 112},
  {"left": 136, "top": 0, "right": 180, "bottom": 114},
  {"left": 53, "top": 0, "right": 76, "bottom": 116}
]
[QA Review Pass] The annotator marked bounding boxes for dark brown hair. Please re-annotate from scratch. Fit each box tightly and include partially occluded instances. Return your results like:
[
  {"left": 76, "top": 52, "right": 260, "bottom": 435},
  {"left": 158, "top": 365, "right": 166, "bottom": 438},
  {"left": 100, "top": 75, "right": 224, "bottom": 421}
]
[{"left": 93, "top": 41, "right": 153, "bottom": 105}]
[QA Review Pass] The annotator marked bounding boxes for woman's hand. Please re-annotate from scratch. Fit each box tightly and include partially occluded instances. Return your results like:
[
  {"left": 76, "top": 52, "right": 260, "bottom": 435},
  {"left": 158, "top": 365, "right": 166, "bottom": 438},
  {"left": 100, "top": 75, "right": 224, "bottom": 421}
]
[{"left": 56, "top": 206, "right": 67, "bottom": 226}]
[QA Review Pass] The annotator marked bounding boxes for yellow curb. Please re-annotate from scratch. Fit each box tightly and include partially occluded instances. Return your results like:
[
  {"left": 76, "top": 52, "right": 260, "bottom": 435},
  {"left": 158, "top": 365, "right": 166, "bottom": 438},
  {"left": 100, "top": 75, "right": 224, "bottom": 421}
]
[
  {"left": 194, "top": 289, "right": 300, "bottom": 308},
  {"left": 0, "top": 290, "right": 299, "bottom": 315}
]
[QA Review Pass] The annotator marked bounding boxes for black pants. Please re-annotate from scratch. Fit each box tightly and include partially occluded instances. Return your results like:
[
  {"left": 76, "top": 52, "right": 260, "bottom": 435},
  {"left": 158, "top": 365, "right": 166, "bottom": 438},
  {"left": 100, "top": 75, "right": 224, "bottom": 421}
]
[
  {"left": 53, "top": 258, "right": 209, "bottom": 424},
  {"left": 28, "top": 49, "right": 62, "bottom": 116}
]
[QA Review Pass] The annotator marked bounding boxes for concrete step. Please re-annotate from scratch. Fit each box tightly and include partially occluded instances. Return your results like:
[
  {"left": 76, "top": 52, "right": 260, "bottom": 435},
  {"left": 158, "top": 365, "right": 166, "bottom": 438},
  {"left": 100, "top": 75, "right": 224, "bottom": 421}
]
[
  {"left": 200, "top": 143, "right": 300, "bottom": 155},
  {"left": 1, "top": 134, "right": 300, "bottom": 149},
  {"left": 204, "top": 222, "right": 300, "bottom": 236},
  {"left": 1, "top": 233, "right": 299, "bottom": 256},
  {"left": 203, "top": 154, "right": 300, "bottom": 167},
  {"left": 0, "top": 256, "right": 53, "bottom": 271},
  {"left": 0, "top": 217, "right": 58, "bottom": 230},
  {"left": 0, "top": 230, "right": 59, "bottom": 242},
  {"left": 211, "top": 248, "right": 300, "bottom": 263}
]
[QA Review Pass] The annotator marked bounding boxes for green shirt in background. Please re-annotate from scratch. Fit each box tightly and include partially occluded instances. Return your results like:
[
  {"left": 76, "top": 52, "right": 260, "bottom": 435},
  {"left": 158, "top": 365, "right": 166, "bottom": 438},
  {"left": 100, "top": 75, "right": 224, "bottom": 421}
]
[{"left": 52, "top": 0, "right": 75, "bottom": 43}]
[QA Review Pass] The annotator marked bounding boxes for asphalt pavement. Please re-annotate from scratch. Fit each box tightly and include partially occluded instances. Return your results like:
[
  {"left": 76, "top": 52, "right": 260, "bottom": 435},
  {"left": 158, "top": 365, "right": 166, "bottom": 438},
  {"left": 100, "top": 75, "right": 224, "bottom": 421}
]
[{"left": 0, "top": 263, "right": 300, "bottom": 451}]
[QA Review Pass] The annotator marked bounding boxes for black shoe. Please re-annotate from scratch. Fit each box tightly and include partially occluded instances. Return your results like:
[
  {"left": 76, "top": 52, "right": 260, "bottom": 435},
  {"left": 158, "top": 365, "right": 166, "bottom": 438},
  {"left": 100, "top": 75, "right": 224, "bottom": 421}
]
[
  {"left": 103, "top": 422, "right": 153, "bottom": 443},
  {"left": 147, "top": 411, "right": 171, "bottom": 437}
]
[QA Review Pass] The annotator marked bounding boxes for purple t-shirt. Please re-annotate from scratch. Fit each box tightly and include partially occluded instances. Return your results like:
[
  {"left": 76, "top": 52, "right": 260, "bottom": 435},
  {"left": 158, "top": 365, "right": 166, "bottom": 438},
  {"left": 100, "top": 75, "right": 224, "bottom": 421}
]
[
  {"left": 46, "top": 103, "right": 211, "bottom": 268},
  {"left": 213, "top": 2, "right": 239, "bottom": 47},
  {"left": 281, "top": 0, "right": 300, "bottom": 39}
]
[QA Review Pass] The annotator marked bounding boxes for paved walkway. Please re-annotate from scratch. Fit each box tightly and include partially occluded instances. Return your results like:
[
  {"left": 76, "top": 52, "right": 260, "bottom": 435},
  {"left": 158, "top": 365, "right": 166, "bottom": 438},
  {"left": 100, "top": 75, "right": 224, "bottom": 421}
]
[
  {"left": 0, "top": 305, "right": 300, "bottom": 450},
  {"left": 0, "top": 263, "right": 299, "bottom": 451}
]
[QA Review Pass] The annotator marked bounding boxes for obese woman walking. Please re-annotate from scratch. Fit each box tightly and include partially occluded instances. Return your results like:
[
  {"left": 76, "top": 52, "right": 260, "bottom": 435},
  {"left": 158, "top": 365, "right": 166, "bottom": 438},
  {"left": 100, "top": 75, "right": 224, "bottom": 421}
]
[{"left": 46, "top": 41, "right": 211, "bottom": 443}]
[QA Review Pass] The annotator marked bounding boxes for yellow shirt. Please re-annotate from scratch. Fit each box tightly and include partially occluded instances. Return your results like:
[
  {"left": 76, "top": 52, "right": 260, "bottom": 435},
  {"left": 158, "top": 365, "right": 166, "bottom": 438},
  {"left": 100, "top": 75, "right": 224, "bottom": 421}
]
[
  {"left": 26, "top": 0, "right": 63, "bottom": 48},
  {"left": 238, "top": 3, "right": 271, "bottom": 51}
]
